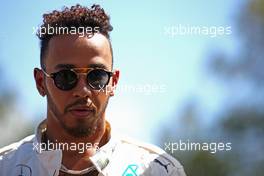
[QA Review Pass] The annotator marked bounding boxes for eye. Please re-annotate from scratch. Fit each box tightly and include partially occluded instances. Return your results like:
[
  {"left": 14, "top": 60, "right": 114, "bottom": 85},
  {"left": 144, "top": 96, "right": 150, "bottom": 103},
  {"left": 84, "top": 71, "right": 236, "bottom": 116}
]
[
  {"left": 53, "top": 70, "right": 78, "bottom": 90},
  {"left": 87, "top": 69, "right": 110, "bottom": 89}
]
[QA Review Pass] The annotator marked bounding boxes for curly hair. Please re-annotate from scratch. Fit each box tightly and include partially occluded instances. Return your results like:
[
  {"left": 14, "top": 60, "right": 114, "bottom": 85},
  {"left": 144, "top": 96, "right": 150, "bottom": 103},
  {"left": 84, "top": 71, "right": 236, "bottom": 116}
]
[{"left": 37, "top": 4, "right": 113, "bottom": 69}]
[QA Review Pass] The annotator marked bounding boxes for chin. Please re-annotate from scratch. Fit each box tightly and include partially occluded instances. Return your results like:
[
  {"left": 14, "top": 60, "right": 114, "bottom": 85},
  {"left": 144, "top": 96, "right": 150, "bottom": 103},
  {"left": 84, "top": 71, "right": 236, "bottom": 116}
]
[{"left": 63, "top": 117, "right": 100, "bottom": 137}]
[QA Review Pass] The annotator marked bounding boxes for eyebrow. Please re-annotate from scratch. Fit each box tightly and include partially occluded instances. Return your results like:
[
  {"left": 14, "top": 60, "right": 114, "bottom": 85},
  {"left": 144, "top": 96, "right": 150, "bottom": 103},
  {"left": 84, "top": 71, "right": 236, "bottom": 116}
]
[
  {"left": 55, "top": 64, "right": 75, "bottom": 70},
  {"left": 88, "top": 63, "right": 109, "bottom": 70},
  {"left": 54, "top": 63, "right": 109, "bottom": 70}
]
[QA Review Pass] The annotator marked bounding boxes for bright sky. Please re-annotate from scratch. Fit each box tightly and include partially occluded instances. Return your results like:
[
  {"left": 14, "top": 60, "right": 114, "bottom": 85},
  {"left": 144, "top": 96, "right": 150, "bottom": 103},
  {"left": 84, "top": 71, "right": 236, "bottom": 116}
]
[{"left": 0, "top": 0, "right": 241, "bottom": 144}]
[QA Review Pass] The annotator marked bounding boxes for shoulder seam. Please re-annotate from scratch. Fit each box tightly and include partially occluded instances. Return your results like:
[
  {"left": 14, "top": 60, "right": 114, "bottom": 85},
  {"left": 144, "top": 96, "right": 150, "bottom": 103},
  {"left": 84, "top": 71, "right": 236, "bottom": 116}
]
[
  {"left": 0, "top": 135, "right": 35, "bottom": 156},
  {"left": 120, "top": 137, "right": 183, "bottom": 169}
]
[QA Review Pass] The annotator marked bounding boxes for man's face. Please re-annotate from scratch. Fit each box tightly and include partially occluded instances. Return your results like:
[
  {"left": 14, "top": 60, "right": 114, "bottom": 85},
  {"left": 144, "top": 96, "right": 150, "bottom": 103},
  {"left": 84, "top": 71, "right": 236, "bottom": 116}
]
[{"left": 35, "top": 33, "right": 119, "bottom": 138}]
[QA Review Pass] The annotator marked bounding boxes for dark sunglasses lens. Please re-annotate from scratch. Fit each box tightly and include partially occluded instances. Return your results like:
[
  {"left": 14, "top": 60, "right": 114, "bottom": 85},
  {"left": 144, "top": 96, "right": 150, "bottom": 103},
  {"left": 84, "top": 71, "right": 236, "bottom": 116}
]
[
  {"left": 87, "top": 70, "right": 110, "bottom": 90},
  {"left": 53, "top": 70, "right": 77, "bottom": 90}
]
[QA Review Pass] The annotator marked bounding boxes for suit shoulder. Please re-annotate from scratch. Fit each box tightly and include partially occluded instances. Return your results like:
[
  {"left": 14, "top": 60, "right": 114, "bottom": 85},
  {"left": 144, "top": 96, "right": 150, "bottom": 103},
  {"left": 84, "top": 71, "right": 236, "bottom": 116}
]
[
  {"left": 0, "top": 135, "right": 35, "bottom": 158},
  {"left": 119, "top": 135, "right": 186, "bottom": 175}
]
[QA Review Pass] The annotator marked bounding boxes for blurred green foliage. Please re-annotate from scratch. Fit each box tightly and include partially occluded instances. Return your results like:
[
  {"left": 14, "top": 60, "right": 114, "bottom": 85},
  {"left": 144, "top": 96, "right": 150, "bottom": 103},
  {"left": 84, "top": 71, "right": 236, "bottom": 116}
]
[
  {"left": 0, "top": 67, "right": 34, "bottom": 148},
  {"left": 159, "top": 0, "right": 264, "bottom": 175}
]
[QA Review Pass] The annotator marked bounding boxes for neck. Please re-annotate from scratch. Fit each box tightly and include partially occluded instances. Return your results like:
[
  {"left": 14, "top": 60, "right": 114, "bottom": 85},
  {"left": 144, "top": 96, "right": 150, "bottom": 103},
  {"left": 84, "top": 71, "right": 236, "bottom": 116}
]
[{"left": 45, "top": 111, "right": 110, "bottom": 171}]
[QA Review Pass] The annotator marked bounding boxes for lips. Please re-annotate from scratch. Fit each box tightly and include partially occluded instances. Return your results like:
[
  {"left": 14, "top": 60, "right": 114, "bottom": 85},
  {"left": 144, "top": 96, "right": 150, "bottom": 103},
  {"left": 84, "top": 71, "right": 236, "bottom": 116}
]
[{"left": 68, "top": 106, "right": 94, "bottom": 118}]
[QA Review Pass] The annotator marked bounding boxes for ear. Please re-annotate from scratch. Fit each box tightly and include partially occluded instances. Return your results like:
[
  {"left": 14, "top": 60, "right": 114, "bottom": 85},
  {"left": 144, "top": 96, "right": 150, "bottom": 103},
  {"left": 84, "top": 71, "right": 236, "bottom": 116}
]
[
  {"left": 34, "top": 68, "right": 46, "bottom": 97},
  {"left": 108, "top": 70, "right": 120, "bottom": 97}
]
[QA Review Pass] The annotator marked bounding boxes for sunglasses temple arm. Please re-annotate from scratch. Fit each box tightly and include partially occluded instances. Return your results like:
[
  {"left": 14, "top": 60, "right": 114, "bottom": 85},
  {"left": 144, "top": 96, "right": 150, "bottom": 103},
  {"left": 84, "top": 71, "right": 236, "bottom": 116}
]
[{"left": 42, "top": 69, "right": 52, "bottom": 78}]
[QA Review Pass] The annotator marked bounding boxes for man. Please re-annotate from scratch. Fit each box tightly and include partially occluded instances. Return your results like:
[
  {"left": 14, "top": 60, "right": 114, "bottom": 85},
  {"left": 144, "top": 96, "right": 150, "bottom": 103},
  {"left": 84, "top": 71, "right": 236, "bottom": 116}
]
[{"left": 0, "top": 4, "right": 186, "bottom": 176}]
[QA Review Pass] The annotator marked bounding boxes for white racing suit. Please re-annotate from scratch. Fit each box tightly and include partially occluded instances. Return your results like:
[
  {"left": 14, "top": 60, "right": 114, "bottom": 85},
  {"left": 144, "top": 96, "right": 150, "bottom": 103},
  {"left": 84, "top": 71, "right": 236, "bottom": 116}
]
[{"left": 0, "top": 120, "right": 186, "bottom": 176}]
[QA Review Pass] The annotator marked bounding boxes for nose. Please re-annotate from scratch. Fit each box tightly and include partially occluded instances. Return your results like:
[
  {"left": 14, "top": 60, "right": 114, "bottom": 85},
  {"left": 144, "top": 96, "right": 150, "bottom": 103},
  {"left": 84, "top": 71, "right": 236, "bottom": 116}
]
[{"left": 72, "top": 74, "right": 92, "bottom": 98}]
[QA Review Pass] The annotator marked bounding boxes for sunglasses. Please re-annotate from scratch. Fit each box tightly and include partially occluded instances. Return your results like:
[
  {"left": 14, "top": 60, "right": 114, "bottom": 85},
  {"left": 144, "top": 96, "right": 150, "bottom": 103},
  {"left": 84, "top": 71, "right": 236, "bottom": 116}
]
[{"left": 42, "top": 67, "right": 113, "bottom": 91}]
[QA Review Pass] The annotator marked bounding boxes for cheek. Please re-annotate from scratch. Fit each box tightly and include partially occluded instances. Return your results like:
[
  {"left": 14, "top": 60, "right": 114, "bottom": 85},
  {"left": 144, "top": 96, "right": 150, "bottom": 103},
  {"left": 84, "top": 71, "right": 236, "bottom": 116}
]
[
  {"left": 46, "top": 81, "right": 70, "bottom": 112},
  {"left": 92, "top": 92, "right": 109, "bottom": 110}
]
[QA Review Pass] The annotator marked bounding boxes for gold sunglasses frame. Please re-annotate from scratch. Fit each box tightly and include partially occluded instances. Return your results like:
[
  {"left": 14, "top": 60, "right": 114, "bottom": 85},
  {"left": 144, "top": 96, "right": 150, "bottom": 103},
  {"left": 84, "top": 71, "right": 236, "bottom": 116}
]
[{"left": 42, "top": 67, "right": 113, "bottom": 90}]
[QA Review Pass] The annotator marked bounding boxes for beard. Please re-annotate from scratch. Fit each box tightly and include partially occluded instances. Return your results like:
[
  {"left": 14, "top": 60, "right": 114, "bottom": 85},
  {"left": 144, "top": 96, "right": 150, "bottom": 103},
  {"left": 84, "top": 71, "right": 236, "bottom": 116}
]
[{"left": 46, "top": 92, "right": 109, "bottom": 138}]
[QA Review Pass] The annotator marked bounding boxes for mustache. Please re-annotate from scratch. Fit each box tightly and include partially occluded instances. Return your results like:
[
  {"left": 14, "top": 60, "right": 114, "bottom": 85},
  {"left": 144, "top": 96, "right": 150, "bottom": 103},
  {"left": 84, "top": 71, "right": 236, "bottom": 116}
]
[{"left": 64, "top": 98, "right": 95, "bottom": 113}]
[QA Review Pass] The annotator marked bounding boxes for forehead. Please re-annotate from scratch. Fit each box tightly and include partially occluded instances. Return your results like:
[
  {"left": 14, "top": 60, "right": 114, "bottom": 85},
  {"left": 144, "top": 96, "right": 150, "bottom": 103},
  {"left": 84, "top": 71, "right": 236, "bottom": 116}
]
[{"left": 45, "top": 33, "right": 112, "bottom": 71}]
